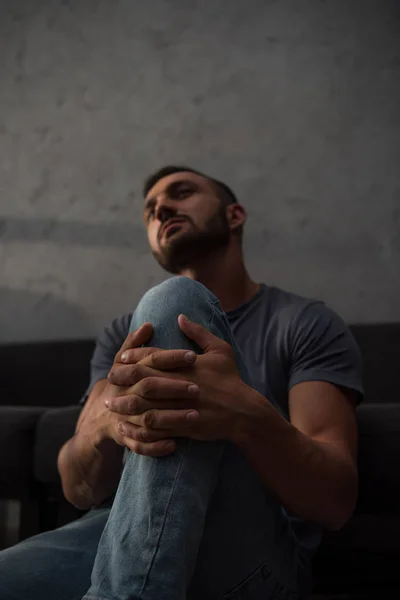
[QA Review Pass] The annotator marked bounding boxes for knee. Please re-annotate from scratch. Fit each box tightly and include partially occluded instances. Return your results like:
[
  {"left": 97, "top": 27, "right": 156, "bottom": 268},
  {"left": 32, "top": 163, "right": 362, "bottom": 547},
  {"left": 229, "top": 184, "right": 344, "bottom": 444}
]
[
  {"left": 142, "top": 276, "right": 217, "bottom": 311},
  {"left": 132, "top": 277, "right": 218, "bottom": 331},
  {"left": 155, "top": 275, "right": 216, "bottom": 299}
]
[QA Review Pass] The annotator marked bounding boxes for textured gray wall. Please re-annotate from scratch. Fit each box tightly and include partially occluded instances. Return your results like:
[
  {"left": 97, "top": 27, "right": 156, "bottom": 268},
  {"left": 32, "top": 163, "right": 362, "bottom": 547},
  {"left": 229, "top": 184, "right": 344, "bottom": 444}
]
[{"left": 0, "top": 0, "right": 399, "bottom": 342}]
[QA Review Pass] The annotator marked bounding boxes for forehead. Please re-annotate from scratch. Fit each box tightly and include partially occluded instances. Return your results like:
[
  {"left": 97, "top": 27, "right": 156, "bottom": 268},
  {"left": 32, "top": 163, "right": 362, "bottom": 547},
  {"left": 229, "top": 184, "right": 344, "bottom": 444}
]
[{"left": 145, "top": 171, "right": 214, "bottom": 201}]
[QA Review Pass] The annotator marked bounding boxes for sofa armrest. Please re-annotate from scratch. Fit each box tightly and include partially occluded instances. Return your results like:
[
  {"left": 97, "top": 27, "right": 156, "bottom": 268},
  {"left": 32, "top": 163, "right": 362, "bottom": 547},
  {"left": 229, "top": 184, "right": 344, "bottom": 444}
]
[
  {"left": 0, "top": 406, "right": 47, "bottom": 492},
  {"left": 34, "top": 405, "right": 82, "bottom": 485}
]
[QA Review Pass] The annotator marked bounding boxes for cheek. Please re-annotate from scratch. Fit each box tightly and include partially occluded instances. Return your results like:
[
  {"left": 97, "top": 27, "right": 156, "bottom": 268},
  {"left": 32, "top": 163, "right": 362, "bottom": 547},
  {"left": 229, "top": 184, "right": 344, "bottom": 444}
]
[{"left": 147, "top": 225, "right": 159, "bottom": 249}]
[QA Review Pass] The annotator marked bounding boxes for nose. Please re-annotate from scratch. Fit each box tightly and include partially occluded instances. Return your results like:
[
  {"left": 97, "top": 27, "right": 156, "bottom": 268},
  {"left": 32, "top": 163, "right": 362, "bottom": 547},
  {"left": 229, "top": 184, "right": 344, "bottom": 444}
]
[{"left": 155, "top": 201, "right": 176, "bottom": 224}]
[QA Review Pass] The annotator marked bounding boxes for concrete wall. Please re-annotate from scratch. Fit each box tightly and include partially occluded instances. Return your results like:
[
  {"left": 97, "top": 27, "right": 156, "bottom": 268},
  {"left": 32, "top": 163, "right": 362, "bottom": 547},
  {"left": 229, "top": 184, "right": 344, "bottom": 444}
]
[{"left": 1, "top": 0, "right": 399, "bottom": 342}]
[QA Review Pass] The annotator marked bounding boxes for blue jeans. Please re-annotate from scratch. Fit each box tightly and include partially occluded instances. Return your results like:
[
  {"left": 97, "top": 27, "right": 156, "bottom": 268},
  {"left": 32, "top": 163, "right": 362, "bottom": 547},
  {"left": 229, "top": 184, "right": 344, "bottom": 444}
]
[{"left": 0, "top": 277, "right": 312, "bottom": 600}]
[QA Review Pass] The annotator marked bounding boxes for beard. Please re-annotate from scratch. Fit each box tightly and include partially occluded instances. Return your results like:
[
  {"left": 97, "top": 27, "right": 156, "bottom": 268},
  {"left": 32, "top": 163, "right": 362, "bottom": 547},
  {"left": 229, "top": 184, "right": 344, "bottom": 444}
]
[{"left": 152, "top": 206, "right": 231, "bottom": 274}]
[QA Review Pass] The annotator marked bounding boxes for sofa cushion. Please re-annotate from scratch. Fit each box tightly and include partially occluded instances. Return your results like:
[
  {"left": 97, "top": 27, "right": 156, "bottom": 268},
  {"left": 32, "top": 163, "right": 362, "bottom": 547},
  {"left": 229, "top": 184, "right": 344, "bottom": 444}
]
[
  {"left": 0, "top": 406, "right": 47, "bottom": 490},
  {"left": 356, "top": 403, "right": 400, "bottom": 513}
]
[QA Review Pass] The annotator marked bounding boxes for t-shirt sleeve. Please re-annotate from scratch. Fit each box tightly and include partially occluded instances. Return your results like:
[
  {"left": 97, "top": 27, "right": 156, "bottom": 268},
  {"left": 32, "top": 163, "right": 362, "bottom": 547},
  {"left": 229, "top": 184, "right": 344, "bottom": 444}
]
[
  {"left": 287, "top": 302, "right": 364, "bottom": 403},
  {"left": 80, "top": 313, "right": 132, "bottom": 405}
]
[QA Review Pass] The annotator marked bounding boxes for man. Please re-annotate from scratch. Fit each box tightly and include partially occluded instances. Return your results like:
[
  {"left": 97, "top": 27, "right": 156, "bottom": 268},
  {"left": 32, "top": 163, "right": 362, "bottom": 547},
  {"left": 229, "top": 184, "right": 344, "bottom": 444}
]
[{"left": 0, "top": 166, "right": 363, "bottom": 600}]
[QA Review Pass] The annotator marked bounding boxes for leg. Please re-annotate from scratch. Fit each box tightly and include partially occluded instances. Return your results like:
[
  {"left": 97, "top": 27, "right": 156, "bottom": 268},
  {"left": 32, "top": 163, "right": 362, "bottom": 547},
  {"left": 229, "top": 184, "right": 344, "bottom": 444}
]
[
  {"left": 0, "top": 506, "right": 109, "bottom": 600},
  {"left": 84, "top": 277, "right": 311, "bottom": 600}
]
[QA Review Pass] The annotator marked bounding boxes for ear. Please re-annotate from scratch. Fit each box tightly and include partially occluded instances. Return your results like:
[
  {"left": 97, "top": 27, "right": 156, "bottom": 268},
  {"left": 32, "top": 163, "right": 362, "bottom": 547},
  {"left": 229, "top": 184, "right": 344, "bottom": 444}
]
[{"left": 226, "top": 203, "right": 246, "bottom": 233}]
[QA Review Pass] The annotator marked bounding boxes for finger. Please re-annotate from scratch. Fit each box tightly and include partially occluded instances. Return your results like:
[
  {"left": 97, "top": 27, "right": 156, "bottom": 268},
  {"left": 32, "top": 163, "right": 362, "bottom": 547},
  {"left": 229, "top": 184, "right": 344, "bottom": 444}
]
[
  {"left": 118, "top": 346, "right": 159, "bottom": 365},
  {"left": 116, "top": 421, "right": 176, "bottom": 456},
  {"left": 178, "top": 314, "right": 224, "bottom": 353},
  {"left": 123, "top": 437, "right": 176, "bottom": 457},
  {"left": 119, "top": 421, "right": 172, "bottom": 443},
  {"left": 140, "top": 408, "right": 199, "bottom": 430},
  {"left": 115, "top": 323, "right": 153, "bottom": 362},
  {"left": 106, "top": 386, "right": 198, "bottom": 415},
  {"left": 139, "top": 349, "right": 198, "bottom": 370},
  {"left": 135, "top": 376, "right": 199, "bottom": 400},
  {"left": 108, "top": 363, "right": 156, "bottom": 387}
]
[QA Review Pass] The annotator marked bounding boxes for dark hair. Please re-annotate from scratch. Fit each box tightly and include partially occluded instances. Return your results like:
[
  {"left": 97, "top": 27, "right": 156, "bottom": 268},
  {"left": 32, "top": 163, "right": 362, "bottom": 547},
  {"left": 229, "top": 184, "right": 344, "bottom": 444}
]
[{"left": 143, "top": 165, "right": 238, "bottom": 206}]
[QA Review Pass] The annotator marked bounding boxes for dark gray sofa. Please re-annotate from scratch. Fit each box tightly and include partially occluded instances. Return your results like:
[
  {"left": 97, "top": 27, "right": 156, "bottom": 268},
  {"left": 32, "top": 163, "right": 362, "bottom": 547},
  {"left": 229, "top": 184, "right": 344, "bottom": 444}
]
[{"left": 1, "top": 324, "right": 399, "bottom": 598}]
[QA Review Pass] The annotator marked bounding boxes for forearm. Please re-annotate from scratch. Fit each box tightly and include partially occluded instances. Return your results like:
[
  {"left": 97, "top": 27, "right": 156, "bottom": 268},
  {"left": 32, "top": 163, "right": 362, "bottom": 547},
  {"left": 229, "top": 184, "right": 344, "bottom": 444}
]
[
  {"left": 58, "top": 423, "right": 124, "bottom": 510},
  {"left": 232, "top": 388, "right": 358, "bottom": 530}
]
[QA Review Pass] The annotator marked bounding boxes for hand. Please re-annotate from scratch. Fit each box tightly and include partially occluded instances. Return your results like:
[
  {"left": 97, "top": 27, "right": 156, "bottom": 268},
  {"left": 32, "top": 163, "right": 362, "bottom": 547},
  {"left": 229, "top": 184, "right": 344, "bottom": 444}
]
[
  {"left": 97, "top": 322, "right": 199, "bottom": 457},
  {"left": 106, "top": 314, "right": 251, "bottom": 450}
]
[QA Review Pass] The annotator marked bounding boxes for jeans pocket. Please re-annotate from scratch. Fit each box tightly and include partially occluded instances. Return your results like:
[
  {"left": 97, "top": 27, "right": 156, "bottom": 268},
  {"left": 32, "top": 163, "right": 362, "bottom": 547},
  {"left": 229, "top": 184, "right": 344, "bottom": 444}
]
[{"left": 222, "top": 561, "right": 299, "bottom": 600}]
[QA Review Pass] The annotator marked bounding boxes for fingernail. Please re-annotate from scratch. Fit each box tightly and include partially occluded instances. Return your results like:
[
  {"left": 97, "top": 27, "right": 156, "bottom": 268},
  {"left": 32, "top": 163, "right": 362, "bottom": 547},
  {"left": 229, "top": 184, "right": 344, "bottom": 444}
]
[
  {"left": 166, "top": 442, "right": 175, "bottom": 451},
  {"left": 188, "top": 384, "right": 199, "bottom": 394},
  {"left": 118, "top": 423, "right": 125, "bottom": 435},
  {"left": 186, "top": 411, "right": 199, "bottom": 421},
  {"left": 104, "top": 399, "right": 110, "bottom": 408},
  {"left": 180, "top": 314, "right": 189, "bottom": 323},
  {"left": 121, "top": 352, "right": 128, "bottom": 363},
  {"left": 184, "top": 351, "right": 196, "bottom": 363}
]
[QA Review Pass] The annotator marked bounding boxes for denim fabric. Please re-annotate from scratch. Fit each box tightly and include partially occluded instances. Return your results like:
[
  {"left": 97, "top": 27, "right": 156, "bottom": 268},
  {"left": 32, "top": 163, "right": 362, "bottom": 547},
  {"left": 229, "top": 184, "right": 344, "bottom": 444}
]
[
  {"left": 0, "top": 276, "right": 312, "bottom": 600},
  {"left": 83, "top": 277, "right": 311, "bottom": 600},
  {"left": 0, "top": 507, "right": 110, "bottom": 600}
]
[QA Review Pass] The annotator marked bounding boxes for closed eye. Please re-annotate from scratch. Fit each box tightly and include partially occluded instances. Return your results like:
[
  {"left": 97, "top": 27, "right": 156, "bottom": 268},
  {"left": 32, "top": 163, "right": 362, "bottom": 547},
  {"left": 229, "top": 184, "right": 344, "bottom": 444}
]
[
  {"left": 144, "top": 207, "right": 155, "bottom": 221},
  {"left": 174, "top": 186, "right": 194, "bottom": 200}
]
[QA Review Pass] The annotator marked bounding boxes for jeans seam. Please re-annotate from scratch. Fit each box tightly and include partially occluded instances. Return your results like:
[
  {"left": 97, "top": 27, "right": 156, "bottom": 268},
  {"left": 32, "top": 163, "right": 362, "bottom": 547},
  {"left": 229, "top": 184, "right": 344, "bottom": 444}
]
[
  {"left": 208, "top": 302, "right": 218, "bottom": 331},
  {"left": 138, "top": 440, "right": 191, "bottom": 598}
]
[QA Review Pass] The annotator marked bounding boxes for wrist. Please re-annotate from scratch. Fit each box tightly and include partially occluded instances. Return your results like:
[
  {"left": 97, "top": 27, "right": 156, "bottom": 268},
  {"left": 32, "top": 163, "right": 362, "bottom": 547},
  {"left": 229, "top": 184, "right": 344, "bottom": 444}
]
[
  {"left": 229, "top": 383, "right": 290, "bottom": 449},
  {"left": 79, "top": 413, "right": 113, "bottom": 454}
]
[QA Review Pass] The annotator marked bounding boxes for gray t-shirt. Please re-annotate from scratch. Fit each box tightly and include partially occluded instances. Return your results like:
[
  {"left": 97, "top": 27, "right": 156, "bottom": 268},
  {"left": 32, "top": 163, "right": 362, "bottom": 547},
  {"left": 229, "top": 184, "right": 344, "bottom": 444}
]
[{"left": 84, "top": 284, "right": 363, "bottom": 555}]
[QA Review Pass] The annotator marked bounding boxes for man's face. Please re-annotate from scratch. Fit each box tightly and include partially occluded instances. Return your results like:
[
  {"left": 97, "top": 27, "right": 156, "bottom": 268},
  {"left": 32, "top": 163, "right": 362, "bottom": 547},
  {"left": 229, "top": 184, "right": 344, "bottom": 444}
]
[{"left": 143, "top": 172, "right": 231, "bottom": 273}]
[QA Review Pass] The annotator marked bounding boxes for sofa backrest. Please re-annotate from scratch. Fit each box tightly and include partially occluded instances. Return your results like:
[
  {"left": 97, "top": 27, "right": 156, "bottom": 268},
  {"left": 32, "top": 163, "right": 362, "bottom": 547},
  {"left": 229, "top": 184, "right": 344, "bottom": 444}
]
[
  {"left": 350, "top": 323, "right": 400, "bottom": 404},
  {"left": 0, "top": 339, "right": 94, "bottom": 407},
  {"left": 0, "top": 323, "right": 398, "bottom": 407}
]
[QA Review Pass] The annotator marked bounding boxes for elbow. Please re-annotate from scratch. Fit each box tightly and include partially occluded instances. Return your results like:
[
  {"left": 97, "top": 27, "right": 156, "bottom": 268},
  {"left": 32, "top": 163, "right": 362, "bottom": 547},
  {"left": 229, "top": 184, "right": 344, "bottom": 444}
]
[
  {"left": 65, "top": 490, "right": 93, "bottom": 512},
  {"left": 57, "top": 441, "right": 93, "bottom": 511},
  {"left": 324, "top": 471, "right": 359, "bottom": 531},
  {"left": 324, "top": 509, "right": 354, "bottom": 532},
  {"left": 60, "top": 477, "right": 94, "bottom": 511}
]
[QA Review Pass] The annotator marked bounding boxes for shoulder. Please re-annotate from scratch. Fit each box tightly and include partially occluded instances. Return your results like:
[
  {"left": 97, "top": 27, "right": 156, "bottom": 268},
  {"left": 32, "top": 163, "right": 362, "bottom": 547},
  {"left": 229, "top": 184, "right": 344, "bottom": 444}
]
[
  {"left": 95, "top": 313, "right": 133, "bottom": 351},
  {"left": 266, "top": 285, "right": 345, "bottom": 331},
  {"left": 91, "top": 313, "right": 133, "bottom": 367},
  {"left": 265, "top": 286, "right": 363, "bottom": 398},
  {"left": 266, "top": 284, "right": 362, "bottom": 365},
  {"left": 80, "top": 313, "right": 133, "bottom": 405},
  {"left": 265, "top": 286, "right": 326, "bottom": 335}
]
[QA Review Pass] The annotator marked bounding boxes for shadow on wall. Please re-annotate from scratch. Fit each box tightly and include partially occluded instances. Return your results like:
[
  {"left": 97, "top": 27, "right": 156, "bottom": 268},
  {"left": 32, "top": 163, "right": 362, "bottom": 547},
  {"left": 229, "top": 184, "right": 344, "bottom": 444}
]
[{"left": 0, "top": 287, "right": 93, "bottom": 343}]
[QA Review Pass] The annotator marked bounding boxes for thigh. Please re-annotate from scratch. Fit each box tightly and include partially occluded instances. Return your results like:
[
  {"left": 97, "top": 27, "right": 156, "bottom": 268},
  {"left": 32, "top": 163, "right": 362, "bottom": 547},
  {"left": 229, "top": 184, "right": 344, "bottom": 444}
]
[
  {"left": 188, "top": 444, "right": 313, "bottom": 600},
  {"left": 0, "top": 507, "right": 109, "bottom": 600}
]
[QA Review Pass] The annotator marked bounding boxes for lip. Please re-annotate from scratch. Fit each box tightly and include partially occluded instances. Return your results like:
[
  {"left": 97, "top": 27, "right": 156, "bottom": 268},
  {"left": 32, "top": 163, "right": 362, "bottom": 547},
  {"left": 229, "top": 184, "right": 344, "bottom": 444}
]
[{"left": 160, "top": 219, "right": 188, "bottom": 239}]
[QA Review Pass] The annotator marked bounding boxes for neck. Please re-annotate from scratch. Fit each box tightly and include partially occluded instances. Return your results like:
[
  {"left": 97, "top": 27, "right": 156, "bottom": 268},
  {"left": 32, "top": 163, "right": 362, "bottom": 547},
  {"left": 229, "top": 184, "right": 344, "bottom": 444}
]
[{"left": 179, "top": 245, "right": 260, "bottom": 312}]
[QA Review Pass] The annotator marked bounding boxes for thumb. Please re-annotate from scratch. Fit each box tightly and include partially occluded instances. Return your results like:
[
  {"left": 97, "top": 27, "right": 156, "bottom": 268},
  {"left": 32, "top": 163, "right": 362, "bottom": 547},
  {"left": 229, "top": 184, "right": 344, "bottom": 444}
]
[
  {"left": 178, "top": 314, "right": 222, "bottom": 353},
  {"left": 116, "top": 322, "right": 153, "bottom": 361}
]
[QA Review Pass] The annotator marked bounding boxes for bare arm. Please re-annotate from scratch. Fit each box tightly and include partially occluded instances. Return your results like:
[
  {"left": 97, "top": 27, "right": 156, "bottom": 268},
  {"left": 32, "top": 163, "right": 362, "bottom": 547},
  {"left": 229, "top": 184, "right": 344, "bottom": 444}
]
[
  {"left": 57, "top": 379, "right": 124, "bottom": 510},
  {"left": 57, "top": 323, "right": 155, "bottom": 510},
  {"left": 233, "top": 381, "right": 359, "bottom": 531},
  {"left": 57, "top": 322, "right": 196, "bottom": 510}
]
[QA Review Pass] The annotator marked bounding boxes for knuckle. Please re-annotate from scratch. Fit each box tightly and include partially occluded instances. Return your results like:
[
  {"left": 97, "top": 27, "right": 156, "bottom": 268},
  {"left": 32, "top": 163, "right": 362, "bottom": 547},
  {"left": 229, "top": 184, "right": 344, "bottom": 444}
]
[
  {"left": 129, "top": 364, "right": 139, "bottom": 380},
  {"left": 147, "top": 351, "right": 160, "bottom": 367},
  {"left": 140, "top": 377, "right": 153, "bottom": 396},
  {"left": 130, "top": 441, "right": 143, "bottom": 455},
  {"left": 143, "top": 410, "right": 156, "bottom": 428},
  {"left": 127, "top": 395, "right": 139, "bottom": 414},
  {"left": 137, "top": 428, "right": 149, "bottom": 442}
]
